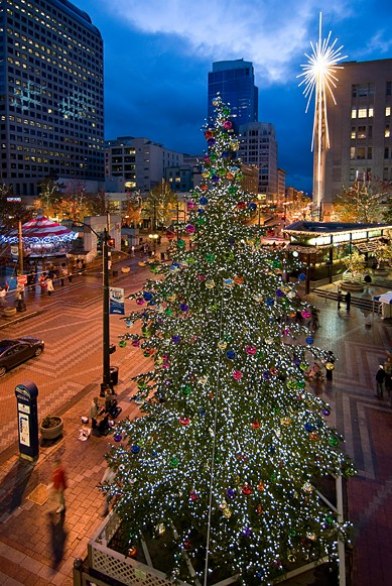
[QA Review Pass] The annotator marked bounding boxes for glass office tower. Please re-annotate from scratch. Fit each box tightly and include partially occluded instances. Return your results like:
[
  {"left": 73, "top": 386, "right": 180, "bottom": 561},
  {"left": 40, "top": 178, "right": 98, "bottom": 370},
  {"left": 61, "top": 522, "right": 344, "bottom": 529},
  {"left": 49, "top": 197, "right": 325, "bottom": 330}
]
[
  {"left": 0, "top": 0, "right": 104, "bottom": 197},
  {"left": 208, "top": 59, "right": 258, "bottom": 131}
]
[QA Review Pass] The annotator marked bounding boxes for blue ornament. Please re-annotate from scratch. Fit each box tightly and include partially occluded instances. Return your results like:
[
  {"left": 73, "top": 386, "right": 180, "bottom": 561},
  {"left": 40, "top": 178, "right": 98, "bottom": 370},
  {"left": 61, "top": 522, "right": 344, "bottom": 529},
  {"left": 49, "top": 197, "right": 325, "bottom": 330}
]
[
  {"left": 305, "top": 336, "right": 314, "bottom": 345},
  {"left": 199, "top": 196, "right": 208, "bottom": 205},
  {"left": 268, "top": 445, "right": 275, "bottom": 454},
  {"left": 226, "top": 488, "right": 236, "bottom": 499},
  {"left": 248, "top": 202, "right": 257, "bottom": 211},
  {"left": 198, "top": 208, "right": 205, "bottom": 215},
  {"left": 226, "top": 349, "right": 236, "bottom": 360},
  {"left": 242, "top": 526, "right": 252, "bottom": 537},
  {"left": 131, "top": 444, "right": 141, "bottom": 454},
  {"left": 151, "top": 450, "right": 158, "bottom": 457},
  {"left": 276, "top": 288, "right": 285, "bottom": 297},
  {"left": 262, "top": 370, "right": 270, "bottom": 380},
  {"left": 304, "top": 422, "right": 315, "bottom": 432},
  {"left": 143, "top": 291, "right": 153, "bottom": 301},
  {"left": 299, "top": 272, "right": 306, "bottom": 281},
  {"left": 265, "top": 297, "right": 274, "bottom": 307},
  {"left": 198, "top": 407, "right": 206, "bottom": 417},
  {"left": 172, "top": 335, "right": 181, "bottom": 344}
]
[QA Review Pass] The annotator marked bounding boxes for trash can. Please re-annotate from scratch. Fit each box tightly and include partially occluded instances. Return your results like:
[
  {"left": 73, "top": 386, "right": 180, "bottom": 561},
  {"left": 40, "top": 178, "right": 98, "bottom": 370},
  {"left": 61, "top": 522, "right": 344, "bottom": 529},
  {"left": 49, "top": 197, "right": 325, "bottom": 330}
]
[{"left": 110, "top": 366, "right": 119, "bottom": 386}]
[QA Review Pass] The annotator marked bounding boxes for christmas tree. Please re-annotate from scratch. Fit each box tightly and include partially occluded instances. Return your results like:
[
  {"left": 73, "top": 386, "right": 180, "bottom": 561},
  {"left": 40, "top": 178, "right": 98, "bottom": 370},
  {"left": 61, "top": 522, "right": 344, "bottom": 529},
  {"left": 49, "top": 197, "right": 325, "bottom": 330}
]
[{"left": 105, "top": 98, "right": 354, "bottom": 585}]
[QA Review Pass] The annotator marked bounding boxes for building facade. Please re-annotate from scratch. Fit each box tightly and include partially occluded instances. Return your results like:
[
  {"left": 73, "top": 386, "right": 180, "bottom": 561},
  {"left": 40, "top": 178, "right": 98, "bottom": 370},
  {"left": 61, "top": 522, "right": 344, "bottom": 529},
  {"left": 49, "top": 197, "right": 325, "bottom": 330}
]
[
  {"left": 325, "top": 58, "right": 392, "bottom": 203},
  {"left": 0, "top": 0, "right": 104, "bottom": 198},
  {"left": 208, "top": 59, "right": 258, "bottom": 131},
  {"left": 105, "top": 136, "right": 184, "bottom": 193},
  {"left": 238, "top": 122, "right": 278, "bottom": 199}
]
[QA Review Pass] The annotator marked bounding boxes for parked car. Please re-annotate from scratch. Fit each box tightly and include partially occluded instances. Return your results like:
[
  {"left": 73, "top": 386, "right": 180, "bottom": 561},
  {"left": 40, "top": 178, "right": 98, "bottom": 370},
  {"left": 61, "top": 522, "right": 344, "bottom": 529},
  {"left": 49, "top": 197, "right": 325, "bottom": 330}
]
[{"left": 0, "top": 336, "right": 45, "bottom": 377}]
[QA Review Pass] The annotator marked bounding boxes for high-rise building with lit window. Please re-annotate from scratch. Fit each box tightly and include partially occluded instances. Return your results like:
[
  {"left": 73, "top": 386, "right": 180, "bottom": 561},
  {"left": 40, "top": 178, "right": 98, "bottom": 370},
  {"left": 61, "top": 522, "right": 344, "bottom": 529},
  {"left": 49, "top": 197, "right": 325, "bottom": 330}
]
[
  {"left": 238, "top": 122, "right": 278, "bottom": 199},
  {"left": 105, "top": 136, "right": 184, "bottom": 193},
  {"left": 207, "top": 59, "right": 258, "bottom": 131},
  {"left": 0, "top": 0, "right": 104, "bottom": 198},
  {"left": 325, "top": 58, "right": 392, "bottom": 202}
]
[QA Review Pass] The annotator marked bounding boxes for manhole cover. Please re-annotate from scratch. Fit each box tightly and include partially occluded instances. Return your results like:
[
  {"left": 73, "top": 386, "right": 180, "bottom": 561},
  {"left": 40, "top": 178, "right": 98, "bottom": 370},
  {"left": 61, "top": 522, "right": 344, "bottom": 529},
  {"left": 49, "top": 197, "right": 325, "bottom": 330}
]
[{"left": 27, "top": 483, "right": 49, "bottom": 505}]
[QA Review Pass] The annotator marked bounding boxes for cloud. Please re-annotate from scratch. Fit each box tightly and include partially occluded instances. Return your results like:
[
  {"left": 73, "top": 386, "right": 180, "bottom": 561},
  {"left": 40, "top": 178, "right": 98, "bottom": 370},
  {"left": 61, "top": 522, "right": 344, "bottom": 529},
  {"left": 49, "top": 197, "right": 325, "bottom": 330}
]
[
  {"left": 354, "top": 30, "right": 392, "bottom": 58},
  {"left": 98, "top": 0, "right": 352, "bottom": 84}
]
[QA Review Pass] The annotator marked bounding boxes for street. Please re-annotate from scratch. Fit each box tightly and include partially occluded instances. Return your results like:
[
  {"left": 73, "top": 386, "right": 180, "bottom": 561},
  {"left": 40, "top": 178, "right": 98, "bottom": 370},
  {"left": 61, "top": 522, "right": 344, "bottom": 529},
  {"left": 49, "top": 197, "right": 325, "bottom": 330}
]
[{"left": 0, "top": 261, "right": 149, "bottom": 459}]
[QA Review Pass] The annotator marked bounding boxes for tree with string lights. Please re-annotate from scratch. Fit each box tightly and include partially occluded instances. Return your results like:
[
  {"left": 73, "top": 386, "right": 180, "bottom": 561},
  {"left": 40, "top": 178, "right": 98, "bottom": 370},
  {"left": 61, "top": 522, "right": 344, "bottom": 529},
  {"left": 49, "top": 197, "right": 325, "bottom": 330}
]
[{"left": 103, "top": 98, "right": 354, "bottom": 585}]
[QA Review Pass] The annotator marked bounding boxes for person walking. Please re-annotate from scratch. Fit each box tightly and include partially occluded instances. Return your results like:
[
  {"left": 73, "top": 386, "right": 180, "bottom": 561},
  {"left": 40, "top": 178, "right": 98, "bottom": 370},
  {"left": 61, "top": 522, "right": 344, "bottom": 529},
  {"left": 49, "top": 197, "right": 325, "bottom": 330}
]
[
  {"left": 375, "top": 364, "right": 386, "bottom": 399},
  {"left": 51, "top": 457, "right": 67, "bottom": 514},
  {"left": 345, "top": 291, "right": 351, "bottom": 313},
  {"left": 100, "top": 464, "right": 116, "bottom": 517},
  {"left": 46, "top": 276, "right": 55, "bottom": 296},
  {"left": 0, "top": 286, "right": 6, "bottom": 308},
  {"left": 59, "top": 263, "right": 68, "bottom": 286},
  {"left": 337, "top": 289, "right": 342, "bottom": 310}
]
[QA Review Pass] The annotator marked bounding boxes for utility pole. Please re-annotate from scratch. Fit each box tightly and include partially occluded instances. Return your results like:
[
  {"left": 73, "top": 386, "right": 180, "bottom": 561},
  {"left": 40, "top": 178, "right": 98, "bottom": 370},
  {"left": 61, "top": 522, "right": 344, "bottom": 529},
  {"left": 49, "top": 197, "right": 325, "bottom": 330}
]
[{"left": 102, "top": 227, "right": 111, "bottom": 394}]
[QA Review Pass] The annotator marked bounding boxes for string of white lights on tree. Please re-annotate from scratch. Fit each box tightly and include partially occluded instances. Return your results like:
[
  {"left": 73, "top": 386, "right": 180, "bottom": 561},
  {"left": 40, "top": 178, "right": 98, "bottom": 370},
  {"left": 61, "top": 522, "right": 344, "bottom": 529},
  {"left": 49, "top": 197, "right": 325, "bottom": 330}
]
[{"left": 102, "top": 97, "right": 355, "bottom": 585}]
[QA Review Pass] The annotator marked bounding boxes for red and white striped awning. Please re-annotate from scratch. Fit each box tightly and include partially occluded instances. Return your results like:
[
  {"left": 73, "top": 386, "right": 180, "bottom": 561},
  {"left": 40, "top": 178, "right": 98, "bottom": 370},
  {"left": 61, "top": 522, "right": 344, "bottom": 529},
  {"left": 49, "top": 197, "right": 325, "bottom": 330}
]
[{"left": 22, "top": 216, "right": 74, "bottom": 239}]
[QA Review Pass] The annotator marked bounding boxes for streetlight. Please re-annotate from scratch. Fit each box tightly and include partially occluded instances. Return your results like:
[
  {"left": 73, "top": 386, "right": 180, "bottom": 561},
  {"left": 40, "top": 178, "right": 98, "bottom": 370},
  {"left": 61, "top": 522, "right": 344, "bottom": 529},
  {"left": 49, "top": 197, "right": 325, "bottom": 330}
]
[
  {"left": 74, "top": 222, "right": 112, "bottom": 394},
  {"left": 257, "top": 194, "right": 266, "bottom": 227},
  {"left": 148, "top": 232, "right": 159, "bottom": 255}
]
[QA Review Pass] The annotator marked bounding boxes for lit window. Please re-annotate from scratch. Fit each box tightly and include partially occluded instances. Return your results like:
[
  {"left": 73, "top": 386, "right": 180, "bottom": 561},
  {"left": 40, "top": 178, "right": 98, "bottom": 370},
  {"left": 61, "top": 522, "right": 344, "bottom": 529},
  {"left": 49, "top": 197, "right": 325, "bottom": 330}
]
[
  {"left": 368, "top": 107, "right": 374, "bottom": 117},
  {"left": 386, "top": 106, "right": 391, "bottom": 116},
  {"left": 386, "top": 125, "right": 391, "bottom": 138},
  {"left": 358, "top": 109, "right": 367, "bottom": 118},
  {"left": 351, "top": 108, "right": 357, "bottom": 119},
  {"left": 351, "top": 128, "right": 356, "bottom": 139}
]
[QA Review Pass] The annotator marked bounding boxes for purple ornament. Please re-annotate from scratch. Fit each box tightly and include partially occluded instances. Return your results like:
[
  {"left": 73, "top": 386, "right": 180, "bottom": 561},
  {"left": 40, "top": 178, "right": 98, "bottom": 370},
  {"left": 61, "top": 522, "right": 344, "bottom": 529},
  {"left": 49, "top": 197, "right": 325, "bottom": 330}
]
[
  {"left": 172, "top": 335, "right": 181, "bottom": 344},
  {"left": 242, "top": 526, "right": 252, "bottom": 537},
  {"left": 113, "top": 433, "right": 122, "bottom": 442},
  {"left": 226, "top": 488, "right": 236, "bottom": 499},
  {"left": 180, "top": 303, "right": 189, "bottom": 312},
  {"left": 322, "top": 407, "right": 331, "bottom": 416},
  {"left": 262, "top": 370, "right": 270, "bottom": 380}
]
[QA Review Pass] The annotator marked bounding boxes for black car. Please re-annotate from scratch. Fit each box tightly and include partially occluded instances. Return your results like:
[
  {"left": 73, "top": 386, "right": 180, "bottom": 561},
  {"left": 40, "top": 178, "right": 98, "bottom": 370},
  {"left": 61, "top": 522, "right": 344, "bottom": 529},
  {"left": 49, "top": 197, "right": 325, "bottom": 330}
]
[{"left": 0, "top": 337, "right": 45, "bottom": 377}]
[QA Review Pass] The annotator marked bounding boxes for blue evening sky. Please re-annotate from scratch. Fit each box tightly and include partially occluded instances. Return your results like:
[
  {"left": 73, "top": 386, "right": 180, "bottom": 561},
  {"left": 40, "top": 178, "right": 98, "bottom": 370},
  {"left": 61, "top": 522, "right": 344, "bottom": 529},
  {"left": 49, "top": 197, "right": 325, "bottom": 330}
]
[{"left": 76, "top": 0, "right": 392, "bottom": 193}]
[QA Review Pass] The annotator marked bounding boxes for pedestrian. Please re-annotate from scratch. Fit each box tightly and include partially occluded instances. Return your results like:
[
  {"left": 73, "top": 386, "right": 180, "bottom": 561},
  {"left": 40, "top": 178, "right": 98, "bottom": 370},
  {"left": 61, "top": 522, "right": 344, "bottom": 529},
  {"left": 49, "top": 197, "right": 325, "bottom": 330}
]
[
  {"left": 51, "top": 457, "right": 67, "bottom": 514},
  {"left": 100, "top": 464, "right": 116, "bottom": 516},
  {"left": 89, "top": 396, "right": 109, "bottom": 436},
  {"left": 337, "top": 289, "right": 342, "bottom": 310},
  {"left": 375, "top": 364, "right": 386, "bottom": 398},
  {"left": 345, "top": 291, "right": 351, "bottom": 313},
  {"left": 60, "top": 263, "right": 68, "bottom": 286},
  {"left": 384, "top": 357, "right": 392, "bottom": 399},
  {"left": 39, "top": 272, "right": 48, "bottom": 294},
  {"left": 0, "top": 286, "right": 6, "bottom": 308},
  {"left": 46, "top": 276, "right": 55, "bottom": 296}
]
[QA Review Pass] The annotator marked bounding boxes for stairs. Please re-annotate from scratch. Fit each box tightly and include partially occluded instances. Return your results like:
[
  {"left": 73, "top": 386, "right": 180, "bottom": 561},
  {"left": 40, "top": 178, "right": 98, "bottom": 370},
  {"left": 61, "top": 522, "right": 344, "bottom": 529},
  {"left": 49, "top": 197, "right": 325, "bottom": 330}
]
[{"left": 313, "top": 288, "right": 376, "bottom": 313}]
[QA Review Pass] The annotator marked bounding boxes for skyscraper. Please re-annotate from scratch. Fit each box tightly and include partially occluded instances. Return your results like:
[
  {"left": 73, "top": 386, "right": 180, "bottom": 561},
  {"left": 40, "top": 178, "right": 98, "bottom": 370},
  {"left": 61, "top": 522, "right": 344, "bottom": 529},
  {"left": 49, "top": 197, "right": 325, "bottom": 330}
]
[
  {"left": 207, "top": 59, "right": 258, "bottom": 131},
  {"left": 324, "top": 58, "right": 392, "bottom": 206},
  {"left": 238, "top": 122, "right": 278, "bottom": 199},
  {"left": 0, "top": 0, "right": 104, "bottom": 198}
]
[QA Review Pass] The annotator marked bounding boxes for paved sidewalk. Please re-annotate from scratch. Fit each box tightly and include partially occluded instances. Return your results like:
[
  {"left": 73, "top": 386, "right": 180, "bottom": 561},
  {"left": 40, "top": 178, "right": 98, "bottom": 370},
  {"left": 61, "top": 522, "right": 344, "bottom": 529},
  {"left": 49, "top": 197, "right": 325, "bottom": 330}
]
[{"left": 0, "top": 279, "right": 391, "bottom": 585}]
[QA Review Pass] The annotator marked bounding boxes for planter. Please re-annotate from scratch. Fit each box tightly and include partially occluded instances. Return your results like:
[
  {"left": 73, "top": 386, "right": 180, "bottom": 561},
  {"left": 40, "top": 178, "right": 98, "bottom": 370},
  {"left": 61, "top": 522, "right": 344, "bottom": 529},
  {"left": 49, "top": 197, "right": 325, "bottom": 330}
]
[
  {"left": 40, "top": 416, "right": 63, "bottom": 441},
  {"left": 340, "top": 281, "right": 364, "bottom": 292},
  {"left": 3, "top": 306, "right": 17, "bottom": 318}
]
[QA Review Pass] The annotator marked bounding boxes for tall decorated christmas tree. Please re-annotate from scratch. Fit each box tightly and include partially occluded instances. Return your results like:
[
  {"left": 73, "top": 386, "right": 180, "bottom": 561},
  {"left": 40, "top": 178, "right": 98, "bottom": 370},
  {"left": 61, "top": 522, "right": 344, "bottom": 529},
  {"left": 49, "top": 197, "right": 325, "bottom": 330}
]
[{"left": 105, "top": 98, "right": 354, "bottom": 585}]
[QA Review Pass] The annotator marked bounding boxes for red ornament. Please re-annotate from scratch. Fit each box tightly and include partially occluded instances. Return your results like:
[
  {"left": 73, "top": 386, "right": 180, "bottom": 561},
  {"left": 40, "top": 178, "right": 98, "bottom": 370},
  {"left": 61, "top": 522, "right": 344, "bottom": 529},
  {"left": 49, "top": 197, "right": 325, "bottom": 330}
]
[
  {"left": 242, "top": 483, "right": 253, "bottom": 496},
  {"left": 237, "top": 202, "right": 246, "bottom": 210},
  {"left": 189, "top": 490, "right": 199, "bottom": 502},
  {"left": 251, "top": 420, "right": 261, "bottom": 430},
  {"left": 179, "top": 417, "right": 191, "bottom": 426},
  {"left": 128, "top": 546, "right": 137, "bottom": 558},
  {"left": 183, "top": 539, "right": 192, "bottom": 550},
  {"left": 132, "top": 339, "right": 140, "bottom": 347},
  {"left": 232, "top": 370, "right": 243, "bottom": 381},
  {"left": 245, "top": 345, "right": 257, "bottom": 355},
  {"left": 136, "top": 298, "right": 145, "bottom": 305}
]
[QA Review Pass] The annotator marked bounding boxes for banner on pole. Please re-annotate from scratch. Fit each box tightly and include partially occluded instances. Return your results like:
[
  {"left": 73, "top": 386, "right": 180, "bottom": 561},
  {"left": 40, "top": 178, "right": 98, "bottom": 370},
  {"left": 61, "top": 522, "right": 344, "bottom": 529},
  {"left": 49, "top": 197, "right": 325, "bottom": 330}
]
[{"left": 109, "top": 287, "right": 125, "bottom": 315}]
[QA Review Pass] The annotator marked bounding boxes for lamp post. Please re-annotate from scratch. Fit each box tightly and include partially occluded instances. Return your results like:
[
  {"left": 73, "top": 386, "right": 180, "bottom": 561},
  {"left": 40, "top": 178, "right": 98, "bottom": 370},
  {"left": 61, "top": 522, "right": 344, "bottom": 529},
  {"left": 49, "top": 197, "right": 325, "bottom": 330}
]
[
  {"left": 74, "top": 222, "right": 111, "bottom": 393},
  {"left": 257, "top": 193, "right": 266, "bottom": 227},
  {"left": 16, "top": 219, "right": 27, "bottom": 312}
]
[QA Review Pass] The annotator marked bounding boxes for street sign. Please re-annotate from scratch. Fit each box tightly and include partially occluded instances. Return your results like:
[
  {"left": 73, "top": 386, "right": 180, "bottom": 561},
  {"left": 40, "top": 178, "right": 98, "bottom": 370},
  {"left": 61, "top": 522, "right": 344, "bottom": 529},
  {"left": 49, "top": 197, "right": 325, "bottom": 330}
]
[{"left": 11, "top": 245, "right": 19, "bottom": 258}]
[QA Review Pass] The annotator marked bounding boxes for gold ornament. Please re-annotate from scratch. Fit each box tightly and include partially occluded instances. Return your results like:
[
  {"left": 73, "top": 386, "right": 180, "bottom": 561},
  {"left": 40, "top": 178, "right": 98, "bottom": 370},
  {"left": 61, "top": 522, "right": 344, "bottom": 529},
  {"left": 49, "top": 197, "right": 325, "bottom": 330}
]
[{"left": 218, "top": 341, "right": 228, "bottom": 350}]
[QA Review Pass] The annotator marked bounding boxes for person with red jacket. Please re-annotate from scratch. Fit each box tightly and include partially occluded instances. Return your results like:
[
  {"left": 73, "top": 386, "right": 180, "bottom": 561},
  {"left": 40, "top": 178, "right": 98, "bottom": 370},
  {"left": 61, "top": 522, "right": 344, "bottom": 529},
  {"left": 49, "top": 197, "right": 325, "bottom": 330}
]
[{"left": 52, "top": 457, "right": 67, "bottom": 513}]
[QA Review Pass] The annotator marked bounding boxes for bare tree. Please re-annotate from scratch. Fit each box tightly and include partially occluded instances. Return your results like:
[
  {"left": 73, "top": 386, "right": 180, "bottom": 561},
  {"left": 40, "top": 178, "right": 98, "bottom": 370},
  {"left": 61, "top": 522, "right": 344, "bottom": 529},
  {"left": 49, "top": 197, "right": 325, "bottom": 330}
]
[{"left": 332, "top": 178, "right": 392, "bottom": 223}]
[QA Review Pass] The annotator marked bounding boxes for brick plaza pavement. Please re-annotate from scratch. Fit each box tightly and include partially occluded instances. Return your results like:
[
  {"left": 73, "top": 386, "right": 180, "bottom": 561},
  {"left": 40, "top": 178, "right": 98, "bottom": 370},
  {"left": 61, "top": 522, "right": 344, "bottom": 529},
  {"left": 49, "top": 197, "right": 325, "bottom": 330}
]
[{"left": 0, "top": 276, "right": 391, "bottom": 585}]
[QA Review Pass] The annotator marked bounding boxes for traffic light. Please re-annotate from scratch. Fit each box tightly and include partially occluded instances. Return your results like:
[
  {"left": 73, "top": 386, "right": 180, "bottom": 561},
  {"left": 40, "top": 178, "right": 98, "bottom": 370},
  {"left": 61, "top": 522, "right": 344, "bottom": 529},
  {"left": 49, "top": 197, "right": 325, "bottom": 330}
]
[{"left": 107, "top": 237, "right": 115, "bottom": 248}]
